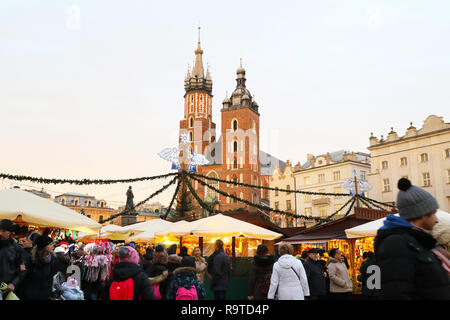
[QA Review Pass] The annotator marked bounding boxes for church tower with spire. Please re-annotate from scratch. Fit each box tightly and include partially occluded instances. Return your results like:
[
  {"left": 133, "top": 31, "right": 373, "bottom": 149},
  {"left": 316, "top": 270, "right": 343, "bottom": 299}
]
[
  {"left": 180, "top": 27, "right": 216, "bottom": 158},
  {"left": 220, "top": 59, "right": 261, "bottom": 208}
]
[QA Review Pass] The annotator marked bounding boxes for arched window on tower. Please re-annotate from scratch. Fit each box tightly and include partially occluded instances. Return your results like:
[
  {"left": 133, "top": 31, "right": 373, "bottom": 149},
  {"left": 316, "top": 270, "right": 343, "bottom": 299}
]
[
  {"left": 189, "top": 131, "right": 193, "bottom": 142},
  {"left": 233, "top": 140, "right": 238, "bottom": 153},
  {"left": 206, "top": 171, "right": 219, "bottom": 201},
  {"left": 233, "top": 158, "right": 238, "bottom": 169},
  {"left": 189, "top": 117, "right": 194, "bottom": 128},
  {"left": 233, "top": 120, "right": 238, "bottom": 131}
]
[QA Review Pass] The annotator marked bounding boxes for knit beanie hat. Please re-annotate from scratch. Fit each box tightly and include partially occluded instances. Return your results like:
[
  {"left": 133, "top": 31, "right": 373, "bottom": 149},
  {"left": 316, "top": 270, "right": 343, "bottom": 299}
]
[
  {"left": 0, "top": 219, "right": 15, "bottom": 232},
  {"left": 396, "top": 178, "right": 439, "bottom": 220},
  {"left": 181, "top": 256, "right": 196, "bottom": 269},
  {"left": 167, "top": 244, "right": 178, "bottom": 255},
  {"left": 36, "top": 235, "right": 53, "bottom": 250},
  {"left": 117, "top": 246, "right": 140, "bottom": 265},
  {"left": 153, "top": 244, "right": 168, "bottom": 264}
]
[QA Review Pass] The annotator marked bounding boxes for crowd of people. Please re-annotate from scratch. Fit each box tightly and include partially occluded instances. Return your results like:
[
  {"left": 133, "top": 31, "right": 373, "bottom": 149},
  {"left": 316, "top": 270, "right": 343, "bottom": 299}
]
[{"left": 1, "top": 178, "right": 449, "bottom": 300}]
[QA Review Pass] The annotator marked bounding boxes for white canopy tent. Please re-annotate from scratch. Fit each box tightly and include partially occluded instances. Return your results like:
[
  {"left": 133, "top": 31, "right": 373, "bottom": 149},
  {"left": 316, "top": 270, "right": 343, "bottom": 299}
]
[
  {"left": 345, "top": 210, "right": 450, "bottom": 239},
  {"left": 154, "top": 213, "right": 283, "bottom": 241},
  {"left": 125, "top": 219, "right": 175, "bottom": 242},
  {"left": 0, "top": 188, "right": 101, "bottom": 233}
]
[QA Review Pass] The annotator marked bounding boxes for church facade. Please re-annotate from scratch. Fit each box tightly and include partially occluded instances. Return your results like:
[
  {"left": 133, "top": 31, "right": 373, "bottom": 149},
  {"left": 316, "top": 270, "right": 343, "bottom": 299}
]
[{"left": 178, "top": 31, "right": 283, "bottom": 214}]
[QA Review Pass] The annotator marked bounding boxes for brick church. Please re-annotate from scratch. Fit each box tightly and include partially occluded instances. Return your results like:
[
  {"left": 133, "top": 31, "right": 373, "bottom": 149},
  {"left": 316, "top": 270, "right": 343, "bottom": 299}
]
[{"left": 178, "top": 29, "right": 284, "bottom": 214}]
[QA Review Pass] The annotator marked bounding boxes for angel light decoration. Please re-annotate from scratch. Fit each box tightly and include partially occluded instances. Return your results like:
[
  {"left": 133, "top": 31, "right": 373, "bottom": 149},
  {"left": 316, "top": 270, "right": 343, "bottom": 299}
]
[{"left": 158, "top": 133, "right": 209, "bottom": 172}]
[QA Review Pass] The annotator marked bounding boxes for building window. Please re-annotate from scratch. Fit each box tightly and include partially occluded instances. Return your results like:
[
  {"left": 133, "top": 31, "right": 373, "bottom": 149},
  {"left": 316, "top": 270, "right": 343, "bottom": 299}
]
[
  {"left": 447, "top": 169, "right": 450, "bottom": 183},
  {"left": 305, "top": 207, "right": 312, "bottom": 217},
  {"left": 87, "top": 201, "right": 91, "bottom": 207},
  {"left": 360, "top": 171, "right": 367, "bottom": 181},
  {"left": 233, "top": 141, "right": 238, "bottom": 153},
  {"left": 275, "top": 188, "right": 279, "bottom": 197},
  {"left": 98, "top": 215, "right": 103, "bottom": 223},
  {"left": 319, "top": 206, "right": 327, "bottom": 218},
  {"left": 233, "top": 193, "right": 237, "bottom": 203},
  {"left": 274, "top": 202, "right": 279, "bottom": 210},
  {"left": 382, "top": 161, "right": 389, "bottom": 170},
  {"left": 60, "top": 199, "right": 65, "bottom": 205},
  {"left": 233, "top": 158, "right": 238, "bottom": 169},
  {"left": 286, "top": 185, "right": 291, "bottom": 194},
  {"left": 333, "top": 171, "right": 340, "bottom": 181},
  {"left": 87, "top": 214, "right": 91, "bottom": 219},
  {"left": 189, "top": 117, "right": 194, "bottom": 128},
  {"left": 233, "top": 120, "right": 238, "bottom": 131},
  {"left": 189, "top": 131, "right": 193, "bottom": 142},
  {"left": 304, "top": 176, "right": 311, "bottom": 185},
  {"left": 420, "top": 153, "right": 428, "bottom": 163},
  {"left": 445, "top": 148, "right": 450, "bottom": 159},
  {"left": 383, "top": 178, "right": 390, "bottom": 192},
  {"left": 400, "top": 157, "right": 408, "bottom": 167},
  {"left": 318, "top": 174, "right": 325, "bottom": 183},
  {"left": 422, "top": 172, "right": 431, "bottom": 187},
  {"left": 286, "top": 200, "right": 292, "bottom": 210},
  {"left": 304, "top": 194, "right": 311, "bottom": 202}
]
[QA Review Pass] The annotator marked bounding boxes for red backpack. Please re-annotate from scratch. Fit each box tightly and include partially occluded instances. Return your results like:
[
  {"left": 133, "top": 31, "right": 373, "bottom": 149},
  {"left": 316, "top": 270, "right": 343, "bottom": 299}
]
[
  {"left": 175, "top": 285, "right": 198, "bottom": 300},
  {"left": 109, "top": 278, "right": 134, "bottom": 300}
]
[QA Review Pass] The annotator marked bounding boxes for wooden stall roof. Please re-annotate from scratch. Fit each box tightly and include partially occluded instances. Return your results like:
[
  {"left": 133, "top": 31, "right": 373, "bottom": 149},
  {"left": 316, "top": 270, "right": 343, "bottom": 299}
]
[{"left": 283, "top": 207, "right": 392, "bottom": 242}]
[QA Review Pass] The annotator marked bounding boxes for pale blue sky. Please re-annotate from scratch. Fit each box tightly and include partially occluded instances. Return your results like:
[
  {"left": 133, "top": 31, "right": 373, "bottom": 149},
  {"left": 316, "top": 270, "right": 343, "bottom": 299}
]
[{"left": 1, "top": 1, "right": 449, "bottom": 207}]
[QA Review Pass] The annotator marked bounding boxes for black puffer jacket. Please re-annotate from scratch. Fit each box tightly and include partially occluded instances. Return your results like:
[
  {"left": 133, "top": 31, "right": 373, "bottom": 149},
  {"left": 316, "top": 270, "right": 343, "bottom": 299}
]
[
  {"left": 375, "top": 223, "right": 450, "bottom": 300},
  {"left": 247, "top": 255, "right": 274, "bottom": 300},
  {"left": 0, "top": 237, "right": 26, "bottom": 292},
  {"left": 22, "top": 251, "right": 56, "bottom": 300},
  {"left": 146, "top": 262, "right": 172, "bottom": 300},
  {"left": 303, "top": 258, "right": 327, "bottom": 297},
  {"left": 104, "top": 262, "right": 155, "bottom": 300}
]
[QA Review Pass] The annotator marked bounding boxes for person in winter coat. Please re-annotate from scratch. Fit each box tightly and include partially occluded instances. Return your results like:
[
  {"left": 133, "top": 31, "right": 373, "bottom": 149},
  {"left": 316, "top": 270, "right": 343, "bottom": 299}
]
[
  {"left": 23, "top": 235, "right": 56, "bottom": 300},
  {"left": 327, "top": 248, "right": 353, "bottom": 299},
  {"left": 15, "top": 231, "right": 36, "bottom": 299},
  {"left": 247, "top": 244, "right": 275, "bottom": 300},
  {"left": 60, "top": 277, "right": 84, "bottom": 300},
  {"left": 167, "top": 244, "right": 182, "bottom": 273},
  {"left": 374, "top": 178, "right": 450, "bottom": 299},
  {"left": 267, "top": 243, "right": 309, "bottom": 300},
  {"left": 147, "top": 244, "right": 172, "bottom": 300},
  {"left": 0, "top": 219, "right": 26, "bottom": 300},
  {"left": 303, "top": 248, "right": 327, "bottom": 300},
  {"left": 358, "top": 252, "right": 379, "bottom": 299},
  {"left": 193, "top": 246, "right": 207, "bottom": 284},
  {"left": 167, "top": 256, "right": 206, "bottom": 300},
  {"left": 52, "top": 246, "right": 71, "bottom": 299},
  {"left": 104, "top": 246, "right": 155, "bottom": 300},
  {"left": 208, "top": 239, "right": 231, "bottom": 300}
]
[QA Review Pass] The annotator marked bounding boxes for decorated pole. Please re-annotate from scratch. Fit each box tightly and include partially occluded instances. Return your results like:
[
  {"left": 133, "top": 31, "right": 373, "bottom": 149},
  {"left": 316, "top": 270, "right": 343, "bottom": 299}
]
[{"left": 354, "top": 176, "right": 360, "bottom": 208}]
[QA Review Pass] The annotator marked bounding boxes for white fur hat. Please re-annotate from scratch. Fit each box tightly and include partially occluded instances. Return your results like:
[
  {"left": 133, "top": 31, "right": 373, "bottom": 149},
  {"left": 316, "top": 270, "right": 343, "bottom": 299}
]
[{"left": 432, "top": 211, "right": 450, "bottom": 251}]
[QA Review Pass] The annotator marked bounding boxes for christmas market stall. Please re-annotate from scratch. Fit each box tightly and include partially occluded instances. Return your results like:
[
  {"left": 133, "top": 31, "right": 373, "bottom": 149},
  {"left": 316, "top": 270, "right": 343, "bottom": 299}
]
[
  {"left": 281, "top": 207, "right": 392, "bottom": 294},
  {"left": 0, "top": 188, "right": 101, "bottom": 240},
  {"left": 155, "top": 213, "right": 283, "bottom": 259}
]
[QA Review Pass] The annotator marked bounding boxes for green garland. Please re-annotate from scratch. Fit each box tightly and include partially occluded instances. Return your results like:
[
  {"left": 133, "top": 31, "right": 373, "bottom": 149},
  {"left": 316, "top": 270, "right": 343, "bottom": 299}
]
[
  {"left": 186, "top": 171, "right": 331, "bottom": 223},
  {"left": 0, "top": 172, "right": 179, "bottom": 185},
  {"left": 101, "top": 174, "right": 179, "bottom": 224},
  {"left": 162, "top": 174, "right": 183, "bottom": 220},
  {"left": 357, "top": 194, "right": 395, "bottom": 208},
  {"left": 183, "top": 173, "right": 216, "bottom": 216},
  {"left": 190, "top": 172, "right": 351, "bottom": 197}
]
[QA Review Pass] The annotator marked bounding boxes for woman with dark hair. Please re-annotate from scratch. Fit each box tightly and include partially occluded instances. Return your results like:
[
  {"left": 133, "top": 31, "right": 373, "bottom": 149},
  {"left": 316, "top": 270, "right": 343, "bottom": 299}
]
[
  {"left": 180, "top": 246, "right": 189, "bottom": 257},
  {"left": 146, "top": 244, "right": 171, "bottom": 300},
  {"left": 247, "top": 244, "right": 275, "bottom": 300},
  {"left": 22, "top": 235, "right": 56, "bottom": 300},
  {"left": 327, "top": 248, "right": 352, "bottom": 300}
]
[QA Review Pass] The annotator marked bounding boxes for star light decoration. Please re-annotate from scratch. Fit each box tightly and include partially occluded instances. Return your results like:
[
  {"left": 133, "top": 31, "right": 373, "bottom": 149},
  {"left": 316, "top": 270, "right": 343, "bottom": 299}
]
[
  {"left": 341, "top": 168, "right": 372, "bottom": 195},
  {"left": 158, "top": 133, "right": 209, "bottom": 172}
]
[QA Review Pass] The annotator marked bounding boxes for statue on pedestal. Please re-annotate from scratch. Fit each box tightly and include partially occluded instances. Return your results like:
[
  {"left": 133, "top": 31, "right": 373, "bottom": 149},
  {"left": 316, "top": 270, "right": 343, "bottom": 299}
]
[{"left": 125, "top": 186, "right": 137, "bottom": 215}]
